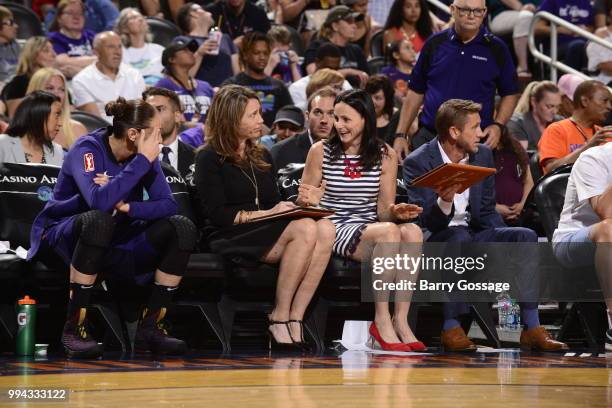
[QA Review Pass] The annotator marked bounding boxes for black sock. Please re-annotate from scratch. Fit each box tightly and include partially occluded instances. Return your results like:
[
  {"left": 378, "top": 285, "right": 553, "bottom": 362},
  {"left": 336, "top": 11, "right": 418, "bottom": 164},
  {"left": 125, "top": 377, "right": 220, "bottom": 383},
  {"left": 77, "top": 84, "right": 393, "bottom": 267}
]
[
  {"left": 67, "top": 282, "right": 94, "bottom": 322},
  {"left": 146, "top": 283, "right": 178, "bottom": 314}
]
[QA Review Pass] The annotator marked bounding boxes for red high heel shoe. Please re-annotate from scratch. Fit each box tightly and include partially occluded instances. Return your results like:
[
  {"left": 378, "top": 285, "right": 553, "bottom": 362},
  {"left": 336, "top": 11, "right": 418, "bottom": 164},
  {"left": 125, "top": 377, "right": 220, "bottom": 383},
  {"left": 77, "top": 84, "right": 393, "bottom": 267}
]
[
  {"left": 404, "top": 341, "right": 427, "bottom": 352},
  {"left": 369, "top": 323, "right": 413, "bottom": 352}
]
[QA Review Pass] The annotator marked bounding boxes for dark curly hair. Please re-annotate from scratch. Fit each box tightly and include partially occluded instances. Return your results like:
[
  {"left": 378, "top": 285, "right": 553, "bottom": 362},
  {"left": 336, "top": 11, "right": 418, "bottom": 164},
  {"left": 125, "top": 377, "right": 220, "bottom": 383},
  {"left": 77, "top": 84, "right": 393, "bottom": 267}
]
[{"left": 384, "top": 0, "right": 433, "bottom": 42}]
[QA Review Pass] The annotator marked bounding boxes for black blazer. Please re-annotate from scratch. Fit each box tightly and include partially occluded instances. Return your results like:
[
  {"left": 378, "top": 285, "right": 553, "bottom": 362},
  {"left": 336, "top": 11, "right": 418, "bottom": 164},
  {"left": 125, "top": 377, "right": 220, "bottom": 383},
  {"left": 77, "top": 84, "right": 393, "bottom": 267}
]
[
  {"left": 269, "top": 131, "right": 312, "bottom": 172},
  {"left": 177, "top": 140, "right": 195, "bottom": 178}
]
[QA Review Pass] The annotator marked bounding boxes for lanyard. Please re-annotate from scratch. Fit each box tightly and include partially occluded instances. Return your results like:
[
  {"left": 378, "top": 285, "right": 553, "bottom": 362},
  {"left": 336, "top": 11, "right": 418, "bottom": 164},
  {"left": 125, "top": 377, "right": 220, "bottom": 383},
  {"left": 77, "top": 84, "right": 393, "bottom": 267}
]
[{"left": 569, "top": 119, "right": 592, "bottom": 143}]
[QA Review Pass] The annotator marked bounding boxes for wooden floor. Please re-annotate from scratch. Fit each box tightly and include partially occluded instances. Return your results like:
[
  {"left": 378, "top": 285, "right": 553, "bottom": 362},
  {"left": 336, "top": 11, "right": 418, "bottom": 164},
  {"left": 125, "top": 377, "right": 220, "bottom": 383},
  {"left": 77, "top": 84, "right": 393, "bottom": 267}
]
[{"left": 0, "top": 351, "right": 609, "bottom": 407}]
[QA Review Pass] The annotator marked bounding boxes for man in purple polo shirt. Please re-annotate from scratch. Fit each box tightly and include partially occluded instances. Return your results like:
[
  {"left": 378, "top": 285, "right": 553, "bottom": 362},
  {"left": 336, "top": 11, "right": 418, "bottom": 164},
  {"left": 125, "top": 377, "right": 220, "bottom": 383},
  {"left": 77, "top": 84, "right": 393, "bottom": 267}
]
[{"left": 393, "top": 0, "right": 519, "bottom": 159}]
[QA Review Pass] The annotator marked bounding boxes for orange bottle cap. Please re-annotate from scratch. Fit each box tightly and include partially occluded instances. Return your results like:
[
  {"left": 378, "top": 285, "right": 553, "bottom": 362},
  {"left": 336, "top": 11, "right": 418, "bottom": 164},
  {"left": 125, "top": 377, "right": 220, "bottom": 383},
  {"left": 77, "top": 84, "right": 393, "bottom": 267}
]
[{"left": 18, "top": 296, "right": 36, "bottom": 305}]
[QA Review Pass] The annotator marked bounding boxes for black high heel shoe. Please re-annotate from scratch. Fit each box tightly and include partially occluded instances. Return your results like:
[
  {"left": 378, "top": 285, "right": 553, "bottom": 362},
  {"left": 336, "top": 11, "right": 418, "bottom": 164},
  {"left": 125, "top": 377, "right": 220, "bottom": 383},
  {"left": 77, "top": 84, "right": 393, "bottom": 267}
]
[
  {"left": 268, "top": 319, "right": 301, "bottom": 351},
  {"left": 288, "top": 320, "right": 310, "bottom": 351}
]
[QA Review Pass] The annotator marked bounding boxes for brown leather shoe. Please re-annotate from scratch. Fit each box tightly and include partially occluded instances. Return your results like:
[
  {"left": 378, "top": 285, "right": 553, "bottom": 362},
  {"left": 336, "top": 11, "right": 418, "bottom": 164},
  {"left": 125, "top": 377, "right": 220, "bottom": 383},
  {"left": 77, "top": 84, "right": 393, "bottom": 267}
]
[
  {"left": 441, "top": 326, "right": 477, "bottom": 351},
  {"left": 520, "top": 326, "right": 569, "bottom": 351}
]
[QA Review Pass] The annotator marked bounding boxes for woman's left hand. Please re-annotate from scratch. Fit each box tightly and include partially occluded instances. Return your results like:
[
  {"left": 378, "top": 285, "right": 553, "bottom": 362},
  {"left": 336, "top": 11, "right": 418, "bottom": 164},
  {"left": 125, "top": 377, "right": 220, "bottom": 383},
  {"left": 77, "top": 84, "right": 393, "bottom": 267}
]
[
  {"left": 115, "top": 201, "right": 130, "bottom": 213},
  {"left": 390, "top": 203, "right": 423, "bottom": 220},
  {"left": 93, "top": 173, "right": 110, "bottom": 186}
]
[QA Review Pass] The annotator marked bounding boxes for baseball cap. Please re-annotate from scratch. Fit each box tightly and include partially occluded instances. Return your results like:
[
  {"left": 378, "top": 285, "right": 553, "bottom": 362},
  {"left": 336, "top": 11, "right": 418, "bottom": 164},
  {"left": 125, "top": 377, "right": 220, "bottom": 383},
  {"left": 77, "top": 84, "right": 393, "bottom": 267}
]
[
  {"left": 273, "top": 106, "right": 305, "bottom": 128},
  {"left": 557, "top": 73, "right": 586, "bottom": 101},
  {"left": 324, "top": 5, "right": 364, "bottom": 26},
  {"left": 162, "top": 38, "right": 199, "bottom": 68}
]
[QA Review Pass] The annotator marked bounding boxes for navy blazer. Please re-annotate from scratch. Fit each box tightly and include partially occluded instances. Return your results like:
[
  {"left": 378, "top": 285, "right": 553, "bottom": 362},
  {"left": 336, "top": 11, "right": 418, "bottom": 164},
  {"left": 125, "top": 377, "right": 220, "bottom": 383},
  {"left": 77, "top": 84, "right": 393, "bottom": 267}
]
[{"left": 402, "top": 137, "right": 505, "bottom": 234}]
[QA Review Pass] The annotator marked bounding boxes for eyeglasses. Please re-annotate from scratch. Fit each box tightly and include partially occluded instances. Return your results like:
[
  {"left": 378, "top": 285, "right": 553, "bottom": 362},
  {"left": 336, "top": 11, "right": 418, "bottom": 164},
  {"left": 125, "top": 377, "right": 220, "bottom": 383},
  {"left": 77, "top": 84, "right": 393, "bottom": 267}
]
[
  {"left": 453, "top": 6, "right": 486, "bottom": 17},
  {"left": 1, "top": 19, "right": 16, "bottom": 27},
  {"left": 62, "top": 11, "right": 84, "bottom": 18},
  {"left": 276, "top": 123, "right": 302, "bottom": 132}
]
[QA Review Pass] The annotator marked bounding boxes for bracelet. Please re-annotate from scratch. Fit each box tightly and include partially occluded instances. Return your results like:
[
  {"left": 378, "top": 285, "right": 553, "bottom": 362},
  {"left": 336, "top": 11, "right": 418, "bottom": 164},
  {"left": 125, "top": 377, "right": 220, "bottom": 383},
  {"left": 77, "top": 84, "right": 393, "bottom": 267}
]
[{"left": 394, "top": 132, "right": 407, "bottom": 140}]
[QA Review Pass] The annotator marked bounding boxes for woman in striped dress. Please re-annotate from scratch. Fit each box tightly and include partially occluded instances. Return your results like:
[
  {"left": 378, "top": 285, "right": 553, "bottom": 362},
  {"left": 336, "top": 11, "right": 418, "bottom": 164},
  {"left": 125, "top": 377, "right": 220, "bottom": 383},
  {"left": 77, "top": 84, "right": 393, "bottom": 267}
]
[{"left": 298, "top": 89, "right": 426, "bottom": 352}]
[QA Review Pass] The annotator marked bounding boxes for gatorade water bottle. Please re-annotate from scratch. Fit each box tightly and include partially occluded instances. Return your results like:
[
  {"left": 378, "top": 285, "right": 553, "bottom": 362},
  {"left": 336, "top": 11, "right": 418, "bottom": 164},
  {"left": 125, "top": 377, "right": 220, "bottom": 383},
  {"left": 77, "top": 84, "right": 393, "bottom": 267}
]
[{"left": 16, "top": 296, "right": 36, "bottom": 356}]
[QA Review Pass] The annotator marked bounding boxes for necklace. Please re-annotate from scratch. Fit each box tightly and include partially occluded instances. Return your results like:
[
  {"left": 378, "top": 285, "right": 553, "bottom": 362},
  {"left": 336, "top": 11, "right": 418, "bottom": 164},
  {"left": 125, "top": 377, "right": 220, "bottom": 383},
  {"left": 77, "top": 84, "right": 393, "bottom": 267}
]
[
  {"left": 343, "top": 152, "right": 362, "bottom": 179},
  {"left": 569, "top": 118, "right": 593, "bottom": 143},
  {"left": 239, "top": 161, "right": 260, "bottom": 210},
  {"left": 24, "top": 149, "right": 46, "bottom": 164}
]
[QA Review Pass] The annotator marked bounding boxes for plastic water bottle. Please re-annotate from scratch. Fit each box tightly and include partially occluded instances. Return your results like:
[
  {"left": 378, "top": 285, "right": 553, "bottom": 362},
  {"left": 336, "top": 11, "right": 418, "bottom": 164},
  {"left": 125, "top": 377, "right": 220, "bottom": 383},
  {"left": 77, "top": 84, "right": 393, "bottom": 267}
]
[
  {"left": 208, "top": 27, "right": 222, "bottom": 55},
  {"left": 16, "top": 295, "right": 36, "bottom": 356},
  {"left": 509, "top": 301, "right": 521, "bottom": 329},
  {"left": 496, "top": 292, "right": 511, "bottom": 328}
]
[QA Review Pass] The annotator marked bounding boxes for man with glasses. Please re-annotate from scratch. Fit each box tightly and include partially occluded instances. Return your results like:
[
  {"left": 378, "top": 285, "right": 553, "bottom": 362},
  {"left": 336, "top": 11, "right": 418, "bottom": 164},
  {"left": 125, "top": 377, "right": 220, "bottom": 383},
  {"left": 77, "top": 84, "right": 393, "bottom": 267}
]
[
  {"left": 393, "top": 0, "right": 519, "bottom": 157},
  {"left": 271, "top": 87, "right": 338, "bottom": 171},
  {"left": 0, "top": 6, "right": 19, "bottom": 86}
]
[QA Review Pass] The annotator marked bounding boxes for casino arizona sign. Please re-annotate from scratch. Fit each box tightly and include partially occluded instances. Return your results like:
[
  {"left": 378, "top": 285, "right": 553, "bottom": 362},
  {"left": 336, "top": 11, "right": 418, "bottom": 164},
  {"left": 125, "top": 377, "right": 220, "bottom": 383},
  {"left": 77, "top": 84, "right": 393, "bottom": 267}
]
[{"left": 0, "top": 175, "right": 58, "bottom": 184}]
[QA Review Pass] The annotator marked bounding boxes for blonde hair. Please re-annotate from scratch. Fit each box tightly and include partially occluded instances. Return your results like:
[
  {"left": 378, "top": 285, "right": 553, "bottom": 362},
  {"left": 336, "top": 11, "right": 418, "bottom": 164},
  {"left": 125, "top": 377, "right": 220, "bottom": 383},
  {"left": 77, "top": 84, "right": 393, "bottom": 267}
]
[
  {"left": 114, "top": 7, "right": 152, "bottom": 47},
  {"left": 204, "top": 85, "right": 270, "bottom": 169},
  {"left": 306, "top": 68, "right": 344, "bottom": 99},
  {"left": 16, "top": 37, "right": 51, "bottom": 76},
  {"left": 514, "top": 81, "right": 560, "bottom": 114},
  {"left": 26, "top": 68, "right": 77, "bottom": 147}
]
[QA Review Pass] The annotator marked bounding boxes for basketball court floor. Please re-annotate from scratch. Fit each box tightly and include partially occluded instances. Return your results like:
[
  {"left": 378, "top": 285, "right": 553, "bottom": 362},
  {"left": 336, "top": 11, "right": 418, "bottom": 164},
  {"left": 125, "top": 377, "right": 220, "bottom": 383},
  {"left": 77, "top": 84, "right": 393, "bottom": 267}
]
[{"left": 0, "top": 348, "right": 609, "bottom": 407}]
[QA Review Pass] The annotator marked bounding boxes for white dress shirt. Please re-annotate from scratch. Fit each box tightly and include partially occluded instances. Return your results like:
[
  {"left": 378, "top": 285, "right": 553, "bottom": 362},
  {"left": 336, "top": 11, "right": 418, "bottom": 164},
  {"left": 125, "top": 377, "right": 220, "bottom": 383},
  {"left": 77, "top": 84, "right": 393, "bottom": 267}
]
[
  {"left": 437, "top": 142, "right": 470, "bottom": 227},
  {"left": 160, "top": 137, "right": 179, "bottom": 172}
]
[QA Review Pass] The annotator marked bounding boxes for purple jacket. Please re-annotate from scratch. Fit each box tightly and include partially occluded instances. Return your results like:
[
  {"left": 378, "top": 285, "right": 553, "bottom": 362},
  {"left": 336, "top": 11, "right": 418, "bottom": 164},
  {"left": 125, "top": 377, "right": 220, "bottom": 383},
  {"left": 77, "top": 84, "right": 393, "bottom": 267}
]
[{"left": 28, "top": 127, "right": 176, "bottom": 260}]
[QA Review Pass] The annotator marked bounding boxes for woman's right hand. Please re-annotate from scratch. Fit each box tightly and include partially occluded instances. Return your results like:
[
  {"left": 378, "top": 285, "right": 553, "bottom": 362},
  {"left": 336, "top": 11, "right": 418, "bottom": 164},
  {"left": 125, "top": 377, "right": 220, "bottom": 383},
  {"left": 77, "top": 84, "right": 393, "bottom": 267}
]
[
  {"left": 267, "top": 201, "right": 296, "bottom": 215},
  {"left": 137, "top": 128, "right": 161, "bottom": 162},
  {"left": 297, "top": 181, "right": 326, "bottom": 207}
]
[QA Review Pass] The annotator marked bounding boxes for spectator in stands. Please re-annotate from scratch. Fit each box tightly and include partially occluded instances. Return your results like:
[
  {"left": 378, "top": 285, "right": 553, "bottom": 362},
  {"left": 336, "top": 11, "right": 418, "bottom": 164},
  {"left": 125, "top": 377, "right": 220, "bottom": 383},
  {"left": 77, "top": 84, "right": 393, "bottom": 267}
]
[
  {"left": 587, "top": 12, "right": 612, "bottom": 87},
  {"left": 594, "top": 0, "right": 609, "bottom": 29},
  {"left": 175, "top": 2, "right": 239, "bottom": 87},
  {"left": 72, "top": 31, "right": 145, "bottom": 122},
  {"left": 494, "top": 128, "right": 533, "bottom": 224},
  {"left": 115, "top": 8, "right": 164, "bottom": 86},
  {"left": 28, "top": 97, "right": 197, "bottom": 358},
  {"left": 488, "top": 0, "right": 539, "bottom": 79},
  {"left": 265, "top": 25, "right": 302, "bottom": 84},
  {"left": 557, "top": 73, "right": 585, "bottom": 117},
  {"left": 289, "top": 43, "right": 351, "bottom": 111},
  {"left": 41, "top": 0, "right": 120, "bottom": 34},
  {"left": 299, "top": 89, "right": 425, "bottom": 352},
  {"left": 366, "top": 74, "right": 398, "bottom": 143},
  {"left": 535, "top": 0, "right": 594, "bottom": 71},
  {"left": 305, "top": 68, "right": 345, "bottom": 100},
  {"left": 206, "top": 0, "right": 271, "bottom": 45},
  {"left": 404, "top": 98, "right": 568, "bottom": 352},
  {"left": 344, "top": 0, "right": 381, "bottom": 57},
  {"left": 194, "top": 85, "right": 335, "bottom": 348},
  {"left": 394, "top": 0, "right": 519, "bottom": 160},
  {"left": 271, "top": 87, "right": 338, "bottom": 170},
  {"left": 508, "top": 81, "right": 562, "bottom": 150},
  {"left": 302, "top": 5, "right": 370, "bottom": 85},
  {"left": 260, "top": 105, "right": 305, "bottom": 149},
  {"left": 155, "top": 38, "right": 215, "bottom": 126},
  {"left": 222, "top": 32, "right": 294, "bottom": 128},
  {"left": 552, "top": 136, "right": 612, "bottom": 352},
  {"left": 538, "top": 80, "right": 612, "bottom": 174},
  {"left": 2, "top": 37, "right": 56, "bottom": 118},
  {"left": 48, "top": 0, "right": 97, "bottom": 79},
  {"left": 0, "top": 6, "right": 20, "bottom": 88},
  {"left": 383, "top": 0, "right": 434, "bottom": 53},
  {"left": 279, "top": 0, "right": 337, "bottom": 33},
  {"left": 0, "top": 91, "right": 64, "bottom": 165},
  {"left": 27, "top": 68, "right": 88, "bottom": 150},
  {"left": 381, "top": 39, "right": 415, "bottom": 101},
  {"left": 143, "top": 87, "right": 195, "bottom": 178}
]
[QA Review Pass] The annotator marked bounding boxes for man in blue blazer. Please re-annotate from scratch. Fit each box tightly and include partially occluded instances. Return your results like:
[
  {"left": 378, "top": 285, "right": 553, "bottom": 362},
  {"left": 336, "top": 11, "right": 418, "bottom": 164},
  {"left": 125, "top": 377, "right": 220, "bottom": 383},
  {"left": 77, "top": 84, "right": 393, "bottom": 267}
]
[{"left": 403, "top": 99, "right": 567, "bottom": 352}]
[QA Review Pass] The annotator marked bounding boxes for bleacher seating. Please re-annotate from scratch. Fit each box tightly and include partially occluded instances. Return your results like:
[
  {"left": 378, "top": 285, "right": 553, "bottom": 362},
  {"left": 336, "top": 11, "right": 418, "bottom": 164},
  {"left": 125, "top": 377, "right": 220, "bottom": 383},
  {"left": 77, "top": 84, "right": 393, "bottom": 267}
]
[
  {"left": 146, "top": 17, "right": 181, "bottom": 48},
  {"left": 0, "top": 2, "right": 43, "bottom": 39}
]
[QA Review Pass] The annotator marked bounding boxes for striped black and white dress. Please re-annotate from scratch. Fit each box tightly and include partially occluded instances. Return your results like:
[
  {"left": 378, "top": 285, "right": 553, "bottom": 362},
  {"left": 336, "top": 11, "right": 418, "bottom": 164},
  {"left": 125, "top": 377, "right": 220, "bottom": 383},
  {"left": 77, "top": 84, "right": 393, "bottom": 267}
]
[{"left": 320, "top": 143, "right": 382, "bottom": 257}]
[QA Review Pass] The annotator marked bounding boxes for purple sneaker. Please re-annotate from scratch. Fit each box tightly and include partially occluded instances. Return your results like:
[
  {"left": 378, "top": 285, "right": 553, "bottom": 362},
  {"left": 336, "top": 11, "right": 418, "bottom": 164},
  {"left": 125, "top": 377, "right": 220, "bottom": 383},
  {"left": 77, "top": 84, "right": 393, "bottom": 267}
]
[
  {"left": 135, "top": 308, "right": 186, "bottom": 355},
  {"left": 61, "top": 309, "right": 103, "bottom": 359}
]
